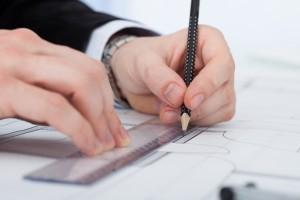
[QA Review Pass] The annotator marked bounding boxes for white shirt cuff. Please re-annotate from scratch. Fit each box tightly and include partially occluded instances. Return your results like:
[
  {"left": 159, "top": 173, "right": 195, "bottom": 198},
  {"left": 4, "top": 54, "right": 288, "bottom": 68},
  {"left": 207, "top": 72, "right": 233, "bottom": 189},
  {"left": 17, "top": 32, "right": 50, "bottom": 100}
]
[{"left": 85, "top": 20, "right": 154, "bottom": 60}]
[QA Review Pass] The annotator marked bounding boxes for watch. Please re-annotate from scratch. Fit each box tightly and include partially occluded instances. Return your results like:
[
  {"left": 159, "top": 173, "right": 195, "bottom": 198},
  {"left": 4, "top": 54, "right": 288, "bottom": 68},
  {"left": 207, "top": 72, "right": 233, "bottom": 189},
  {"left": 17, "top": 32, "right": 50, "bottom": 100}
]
[{"left": 102, "top": 35, "right": 137, "bottom": 108}]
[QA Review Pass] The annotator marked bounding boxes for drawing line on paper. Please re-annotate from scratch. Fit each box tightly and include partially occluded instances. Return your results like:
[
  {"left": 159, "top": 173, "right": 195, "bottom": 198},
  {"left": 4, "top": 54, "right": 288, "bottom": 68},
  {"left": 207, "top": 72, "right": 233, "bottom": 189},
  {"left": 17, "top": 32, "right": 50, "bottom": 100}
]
[
  {"left": 235, "top": 170, "right": 300, "bottom": 181},
  {"left": 213, "top": 120, "right": 300, "bottom": 135},
  {"left": 145, "top": 156, "right": 237, "bottom": 200},
  {"left": 222, "top": 131, "right": 300, "bottom": 153},
  {"left": 188, "top": 143, "right": 230, "bottom": 154},
  {"left": 157, "top": 129, "right": 232, "bottom": 155}
]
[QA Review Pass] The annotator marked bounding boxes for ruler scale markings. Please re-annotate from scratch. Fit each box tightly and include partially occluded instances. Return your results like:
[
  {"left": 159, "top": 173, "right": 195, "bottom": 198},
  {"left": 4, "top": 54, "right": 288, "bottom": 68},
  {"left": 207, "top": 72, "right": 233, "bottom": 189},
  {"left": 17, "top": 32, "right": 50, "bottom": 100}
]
[{"left": 25, "top": 119, "right": 200, "bottom": 185}]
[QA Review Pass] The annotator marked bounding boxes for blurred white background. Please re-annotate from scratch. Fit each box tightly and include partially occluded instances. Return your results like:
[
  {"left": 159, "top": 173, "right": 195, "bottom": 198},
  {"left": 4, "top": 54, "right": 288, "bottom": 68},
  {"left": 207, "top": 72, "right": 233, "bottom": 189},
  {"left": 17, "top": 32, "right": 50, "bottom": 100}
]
[{"left": 82, "top": 0, "right": 300, "bottom": 70}]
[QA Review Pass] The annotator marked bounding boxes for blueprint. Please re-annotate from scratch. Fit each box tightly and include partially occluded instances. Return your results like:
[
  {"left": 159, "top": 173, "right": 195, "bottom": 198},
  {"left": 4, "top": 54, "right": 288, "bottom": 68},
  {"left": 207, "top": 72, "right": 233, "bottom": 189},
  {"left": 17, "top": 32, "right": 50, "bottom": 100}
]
[{"left": 0, "top": 65, "right": 300, "bottom": 200}]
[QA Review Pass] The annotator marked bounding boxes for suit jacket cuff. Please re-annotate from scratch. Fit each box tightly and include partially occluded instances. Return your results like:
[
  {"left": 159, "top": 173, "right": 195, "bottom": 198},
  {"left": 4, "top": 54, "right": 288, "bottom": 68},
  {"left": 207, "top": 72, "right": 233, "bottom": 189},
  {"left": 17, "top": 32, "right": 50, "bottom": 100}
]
[{"left": 85, "top": 20, "right": 158, "bottom": 60}]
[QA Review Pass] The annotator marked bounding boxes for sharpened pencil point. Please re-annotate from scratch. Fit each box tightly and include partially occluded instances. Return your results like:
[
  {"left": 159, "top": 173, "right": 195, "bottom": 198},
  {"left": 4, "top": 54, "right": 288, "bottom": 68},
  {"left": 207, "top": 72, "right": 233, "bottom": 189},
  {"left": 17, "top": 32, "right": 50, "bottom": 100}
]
[{"left": 181, "top": 113, "right": 191, "bottom": 131}]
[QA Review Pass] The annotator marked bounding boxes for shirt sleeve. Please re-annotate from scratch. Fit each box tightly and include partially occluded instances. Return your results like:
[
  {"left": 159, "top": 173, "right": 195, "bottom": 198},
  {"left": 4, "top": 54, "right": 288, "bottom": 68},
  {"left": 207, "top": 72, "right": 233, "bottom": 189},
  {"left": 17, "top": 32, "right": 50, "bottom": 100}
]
[{"left": 85, "top": 20, "right": 158, "bottom": 60}]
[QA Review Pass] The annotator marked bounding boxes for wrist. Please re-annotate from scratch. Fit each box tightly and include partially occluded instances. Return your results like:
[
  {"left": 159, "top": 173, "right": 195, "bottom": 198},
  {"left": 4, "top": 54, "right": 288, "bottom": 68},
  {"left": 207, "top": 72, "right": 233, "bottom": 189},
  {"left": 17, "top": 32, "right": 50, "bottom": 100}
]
[{"left": 102, "top": 35, "right": 137, "bottom": 107}]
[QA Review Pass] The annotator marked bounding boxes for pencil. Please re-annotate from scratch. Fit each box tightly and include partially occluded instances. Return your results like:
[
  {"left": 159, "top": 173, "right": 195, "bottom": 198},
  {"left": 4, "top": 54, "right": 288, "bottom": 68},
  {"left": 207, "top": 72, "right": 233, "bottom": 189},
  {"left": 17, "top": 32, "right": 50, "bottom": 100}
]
[{"left": 181, "top": 0, "right": 200, "bottom": 131}]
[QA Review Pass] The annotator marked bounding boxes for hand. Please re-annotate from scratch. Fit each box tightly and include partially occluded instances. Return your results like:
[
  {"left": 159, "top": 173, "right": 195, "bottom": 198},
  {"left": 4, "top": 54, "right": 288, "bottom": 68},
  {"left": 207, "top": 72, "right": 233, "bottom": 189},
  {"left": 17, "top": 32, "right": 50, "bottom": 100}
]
[
  {"left": 111, "top": 26, "right": 236, "bottom": 126},
  {"left": 0, "top": 29, "right": 129, "bottom": 155}
]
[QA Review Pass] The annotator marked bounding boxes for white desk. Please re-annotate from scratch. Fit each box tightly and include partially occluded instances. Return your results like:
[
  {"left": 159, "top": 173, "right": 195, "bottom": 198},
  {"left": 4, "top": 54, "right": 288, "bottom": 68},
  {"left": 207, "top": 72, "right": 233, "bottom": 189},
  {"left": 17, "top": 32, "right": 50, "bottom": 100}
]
[{"left": 1, "top": 58, "right": 300, "bottom": 199}]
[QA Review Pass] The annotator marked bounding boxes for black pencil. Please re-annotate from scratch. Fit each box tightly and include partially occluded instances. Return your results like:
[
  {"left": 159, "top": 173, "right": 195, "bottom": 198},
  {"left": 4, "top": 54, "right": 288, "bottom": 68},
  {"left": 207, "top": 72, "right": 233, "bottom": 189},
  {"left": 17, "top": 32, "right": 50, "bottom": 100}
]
[{"left": 181, "top": 0, "right": 200, "bottom": 131}]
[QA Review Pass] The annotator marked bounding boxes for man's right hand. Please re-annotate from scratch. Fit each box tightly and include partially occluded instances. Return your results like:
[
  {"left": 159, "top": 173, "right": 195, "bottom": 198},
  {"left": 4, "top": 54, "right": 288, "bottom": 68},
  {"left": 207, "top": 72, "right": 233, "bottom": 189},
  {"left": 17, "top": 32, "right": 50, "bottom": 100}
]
[{"left": 0, "top": 29, "right": 130, "bottom": 156}]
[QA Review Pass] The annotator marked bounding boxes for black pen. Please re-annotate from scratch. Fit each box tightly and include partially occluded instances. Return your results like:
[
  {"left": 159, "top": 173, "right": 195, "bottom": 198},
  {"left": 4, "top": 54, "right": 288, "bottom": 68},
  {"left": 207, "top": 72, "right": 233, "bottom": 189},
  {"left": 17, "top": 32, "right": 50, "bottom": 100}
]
[{"left": 181, "top": 0, "right": 200, "bottom": 131}]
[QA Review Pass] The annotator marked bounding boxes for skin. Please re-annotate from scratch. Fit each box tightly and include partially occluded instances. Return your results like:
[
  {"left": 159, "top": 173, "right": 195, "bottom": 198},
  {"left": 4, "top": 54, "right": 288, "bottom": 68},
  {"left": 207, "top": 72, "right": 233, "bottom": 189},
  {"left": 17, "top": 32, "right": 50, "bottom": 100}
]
[
  {"left": 0, "top": 25, "right": 236, "bottom": 155},
  {"left": 0, "top": 28, "right": 129, "bottom": 156},
  {"left": 112, "top": 26, "right": 236, "bottom": 126}
]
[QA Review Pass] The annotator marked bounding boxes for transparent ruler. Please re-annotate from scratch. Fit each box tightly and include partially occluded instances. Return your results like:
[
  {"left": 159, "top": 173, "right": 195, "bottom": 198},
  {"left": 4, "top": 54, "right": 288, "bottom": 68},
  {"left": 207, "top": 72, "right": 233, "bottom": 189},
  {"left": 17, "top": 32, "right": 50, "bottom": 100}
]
[{"left": 25, "top": 119, "right": 191, "bottom": 185}]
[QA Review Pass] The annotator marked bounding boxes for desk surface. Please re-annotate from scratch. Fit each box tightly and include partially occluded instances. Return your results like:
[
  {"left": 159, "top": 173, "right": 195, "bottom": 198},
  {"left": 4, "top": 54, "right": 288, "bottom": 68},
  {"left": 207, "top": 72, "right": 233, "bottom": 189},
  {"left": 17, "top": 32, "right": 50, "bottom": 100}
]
[{"left": 1, "top": 58, "right": 300, "bottom": 199}]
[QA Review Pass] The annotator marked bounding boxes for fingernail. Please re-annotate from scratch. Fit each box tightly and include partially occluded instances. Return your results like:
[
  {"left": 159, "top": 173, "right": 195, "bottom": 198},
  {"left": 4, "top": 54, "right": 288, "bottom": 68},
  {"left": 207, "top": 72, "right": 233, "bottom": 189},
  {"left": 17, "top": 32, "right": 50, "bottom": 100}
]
[
  {"left": 164, "top": 83, "right": 184, "bottom": 106},
  {"left": 164, "top": 110, "right": 179, "bottom": 123},
  {"left": 119, "top": 126, "right": 130, "bottom": 146},
  {"left": 191, "top": 94, "right": 204, "bottom": 110}
]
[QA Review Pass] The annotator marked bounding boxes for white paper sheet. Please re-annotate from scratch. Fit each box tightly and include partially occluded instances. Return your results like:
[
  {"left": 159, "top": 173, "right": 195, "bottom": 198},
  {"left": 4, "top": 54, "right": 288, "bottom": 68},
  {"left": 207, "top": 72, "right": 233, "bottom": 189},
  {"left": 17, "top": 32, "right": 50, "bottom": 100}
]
[
  {"left": 0, "top": 65, "right": 300, "bottom": 200},
  {"left": 158, "top": 71, "right": 300, "bottom": 180}
]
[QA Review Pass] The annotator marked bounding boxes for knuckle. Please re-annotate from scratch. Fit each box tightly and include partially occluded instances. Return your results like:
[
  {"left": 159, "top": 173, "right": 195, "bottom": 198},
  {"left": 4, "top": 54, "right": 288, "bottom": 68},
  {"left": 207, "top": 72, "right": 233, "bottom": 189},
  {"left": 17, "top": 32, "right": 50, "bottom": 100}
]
[
  {"left": 0, "top": 45, "right": 27, "bottom": 67},
  {"left": 11, "top": 28, "right": 38, "bottom": 42}
]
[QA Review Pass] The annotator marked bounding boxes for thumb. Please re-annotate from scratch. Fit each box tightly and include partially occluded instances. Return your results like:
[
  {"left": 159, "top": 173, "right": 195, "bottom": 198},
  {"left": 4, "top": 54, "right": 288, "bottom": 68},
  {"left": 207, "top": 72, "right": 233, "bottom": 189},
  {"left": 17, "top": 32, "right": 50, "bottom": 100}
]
[{"left": 137, "top": 56, "right": 186, "bottom": 108}]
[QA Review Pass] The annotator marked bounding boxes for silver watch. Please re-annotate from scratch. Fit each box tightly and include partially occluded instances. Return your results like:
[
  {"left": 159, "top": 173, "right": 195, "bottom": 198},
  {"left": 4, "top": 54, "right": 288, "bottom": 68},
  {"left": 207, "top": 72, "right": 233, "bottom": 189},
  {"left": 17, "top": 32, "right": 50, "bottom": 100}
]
[{"left": 102, "top": 35, "right": 137, "bottom": 108}]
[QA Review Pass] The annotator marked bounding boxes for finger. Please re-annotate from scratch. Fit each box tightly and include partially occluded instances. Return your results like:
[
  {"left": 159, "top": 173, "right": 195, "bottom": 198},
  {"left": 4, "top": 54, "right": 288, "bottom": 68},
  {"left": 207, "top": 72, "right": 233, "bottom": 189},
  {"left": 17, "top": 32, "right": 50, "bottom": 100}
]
[
  {"left": 185, "top": 27, "right": 235, "bottom": 110},
  {"left": 0, "top": 29, "right": 51, "bottom": 54},
  {"left": 159, "top": 104, "right": 180, "bottom": 124},
  {"left": 124, "top": 91, "right": 161, "bottom": 115},
  {"left": 12, "top": 52, "right": 127, "bottom": 148},
  {"left": 92, "top": 83, "right": 130, "bottom": 149},
  {"left": 13, "top": 54, "right": 104, "bottom": 117},
  {"left": 190, "top": 81, "right": 235, "bottom": 121},
  {"left": 100, "top": 79, "right": 131, "bottom": 147},
  {"left": 159, "top": 81, "right": 236, "bottom": 125},
  {"left": 10, "top": 54, "right": 96, "bottom": 95},
  {"left": 1, "top": 29, "right": 127, "bottom": 149},
  {"left": 0, "top": 28, "right": 85, "bottom": 60},
  {"left": 93, "top": 115, "right": 116, "bottom": 151},
  {"left": 185, "top": 56, "right": 234, "bottom": 110},
  {"left": 106, "top": 110, "right": 131, "bottom": 148},
  {"left": 192, "top": 103, "right": 236, "bottom": 127},
  {"left": 136, "top": 54, "right": 186, "bottom": 108},
  {"left": 0, "top": 77, "right": 103, "bottom": 155},
  {"left": 8, "top": 30, "right": 104, "bottom": 71},
  {"left": 69, "top": 67, "right": 129, "bottom": 149}
]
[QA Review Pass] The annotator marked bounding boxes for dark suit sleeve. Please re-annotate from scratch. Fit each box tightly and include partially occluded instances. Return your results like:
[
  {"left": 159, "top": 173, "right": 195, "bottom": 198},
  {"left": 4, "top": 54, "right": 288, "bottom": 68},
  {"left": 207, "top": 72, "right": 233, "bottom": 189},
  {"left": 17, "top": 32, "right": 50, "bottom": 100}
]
[{"left": 0, "top": 0, "right": 120, "bottom": 51}]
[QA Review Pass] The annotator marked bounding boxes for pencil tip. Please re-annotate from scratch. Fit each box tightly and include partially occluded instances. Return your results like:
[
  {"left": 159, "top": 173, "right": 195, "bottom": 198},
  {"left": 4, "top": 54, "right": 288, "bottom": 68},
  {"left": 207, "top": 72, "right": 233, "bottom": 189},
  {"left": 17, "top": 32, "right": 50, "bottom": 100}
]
[{"left": 181, "top": 113, "right": 191, "bottom": 131}]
